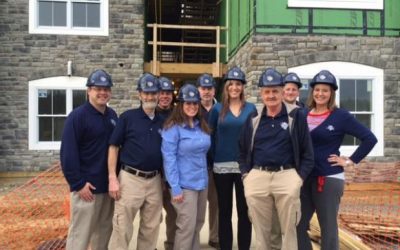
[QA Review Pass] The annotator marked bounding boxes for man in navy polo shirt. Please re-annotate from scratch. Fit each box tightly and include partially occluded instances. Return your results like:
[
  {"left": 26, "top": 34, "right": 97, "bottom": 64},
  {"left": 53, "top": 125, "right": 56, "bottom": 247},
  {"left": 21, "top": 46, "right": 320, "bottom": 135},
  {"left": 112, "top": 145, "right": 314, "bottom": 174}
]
[
  {"left": 107, "top": 73, "right": 164, "bottom": 250},
  {"left": 60, "top": 69, "right": 118, "bottom": 250},
  {"left": 239, "top": 68, "right": 314, "bottom": 250}
]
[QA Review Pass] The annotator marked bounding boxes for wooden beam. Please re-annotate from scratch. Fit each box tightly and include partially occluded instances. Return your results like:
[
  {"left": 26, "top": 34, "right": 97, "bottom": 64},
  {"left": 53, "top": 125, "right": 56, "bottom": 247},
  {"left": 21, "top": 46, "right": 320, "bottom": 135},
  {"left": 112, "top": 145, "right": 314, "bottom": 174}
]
[
  {"left": 147, "top": 24, "right": 227, "bottom": 30},
  {"left": 149, "top": 41, "right": 226, "bottom": 48},
  {"left": 152, "top": 24, "right": 158, "bottom": 75},
  {"left": 144, "top": 62, "right": 227, "bottom": 78}
]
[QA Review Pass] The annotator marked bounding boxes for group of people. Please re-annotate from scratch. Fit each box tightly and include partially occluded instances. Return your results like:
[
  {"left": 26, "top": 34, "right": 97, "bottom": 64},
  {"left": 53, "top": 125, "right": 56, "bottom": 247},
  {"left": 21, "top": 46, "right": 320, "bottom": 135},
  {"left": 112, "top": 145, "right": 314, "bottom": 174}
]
[{"left": 60, "top": 66, "right": 377, "bottom": 250}]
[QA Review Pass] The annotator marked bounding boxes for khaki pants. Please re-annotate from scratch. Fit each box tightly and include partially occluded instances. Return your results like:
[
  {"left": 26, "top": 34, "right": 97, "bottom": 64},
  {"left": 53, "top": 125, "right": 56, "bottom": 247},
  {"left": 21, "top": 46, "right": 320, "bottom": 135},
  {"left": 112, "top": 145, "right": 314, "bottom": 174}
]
[
  {"left": 244, "top": 168, "right": 302, "bottom": 250},
  {"left": 207, "top": 169, "right": 219, "bottom": 243},
  {"left": 66, "top": 192, "right": 114, "bottom": 250},
  {"left": 172, "top": 188, "right": 208, "bottom": 250},
  {"left": 163, "top": 180, "right": 177, "bottom": 250},
  {"left": 108, "top": 170, "right": 163, "bottom": 250}
]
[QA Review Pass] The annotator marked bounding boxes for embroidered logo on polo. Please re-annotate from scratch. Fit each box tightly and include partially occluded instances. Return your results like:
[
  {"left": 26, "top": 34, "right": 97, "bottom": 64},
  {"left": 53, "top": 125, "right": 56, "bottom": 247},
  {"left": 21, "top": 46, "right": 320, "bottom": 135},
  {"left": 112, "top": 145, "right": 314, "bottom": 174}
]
[
  {"left": 327, "top": 125, "right": 335, "bottom": 131},
  {"left": 110, "top": 119, "right": 116, "bottom": 127},
  {"left": 280, "top": 122, "right": 289, "bottom": 130}
]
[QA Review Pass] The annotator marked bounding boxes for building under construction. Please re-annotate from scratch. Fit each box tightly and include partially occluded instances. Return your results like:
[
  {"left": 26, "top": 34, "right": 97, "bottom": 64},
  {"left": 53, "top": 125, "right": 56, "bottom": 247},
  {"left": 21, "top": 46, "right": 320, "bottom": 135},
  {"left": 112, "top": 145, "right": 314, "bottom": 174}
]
[{"left": 0, "top": 0, "right": 399, "bottom": 249}]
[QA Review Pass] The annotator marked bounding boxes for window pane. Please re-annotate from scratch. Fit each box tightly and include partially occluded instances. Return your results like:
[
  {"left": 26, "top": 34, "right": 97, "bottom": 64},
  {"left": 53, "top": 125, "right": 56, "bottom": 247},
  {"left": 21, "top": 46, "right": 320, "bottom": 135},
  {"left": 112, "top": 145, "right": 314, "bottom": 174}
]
[
  {"left": 73, "top": 90, "right": 87, "bottom": 109},
  {"left": 38, "top": 89, "right": 52, "bottom": 114},
  {"left": 54, "top": 117, "right": 66, "bottom": 141},
  {"left": 73, "top": 3, "right": 86, "bottom": 27},
  {"left": 340, "top": 79, "right": 355, "bottom": 111},
  {"left": 39, "top": 117, "right": 52, "bottom": 141},
  {"left": 53, "top": 90, "right": 66, "bottom": 114},
  {"left": 87, "top": 3, "right": 100, "bottom": 27},
  {"left": 299, "top": 79, "right": 311, "bottom": 105},
  {"left": 53, "top": 2, "right": 67, "bottom": 26},
  {"left": 342, "top": 114, "right": 371, "bottom": 146},
  {"left": 38, "top": 1, "right": 52, "bottom": 26},
  {"left": 356, "top": 80, "right": 372, "bottom": 111}
]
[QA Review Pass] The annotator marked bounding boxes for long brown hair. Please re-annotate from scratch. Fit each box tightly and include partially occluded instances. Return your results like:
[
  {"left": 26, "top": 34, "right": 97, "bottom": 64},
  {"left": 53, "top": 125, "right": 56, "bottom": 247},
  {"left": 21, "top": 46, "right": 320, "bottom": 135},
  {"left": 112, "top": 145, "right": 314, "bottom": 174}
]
[
  {"left": 164, "top": 102, "right": 211, "bottom": 134},
  {"left": 219, "top": 80, "right": 246, "bottom": 121},
  {"left": 306, "top": 85, "right": 337, "bottom": 111}
]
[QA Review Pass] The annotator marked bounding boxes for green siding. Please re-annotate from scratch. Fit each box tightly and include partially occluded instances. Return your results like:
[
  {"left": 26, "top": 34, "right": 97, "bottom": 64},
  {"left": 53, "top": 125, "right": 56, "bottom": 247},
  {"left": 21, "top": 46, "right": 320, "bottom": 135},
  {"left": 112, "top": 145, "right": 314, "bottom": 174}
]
[{"left": 221, "top": 0, "right": 400, "bottom": 59}]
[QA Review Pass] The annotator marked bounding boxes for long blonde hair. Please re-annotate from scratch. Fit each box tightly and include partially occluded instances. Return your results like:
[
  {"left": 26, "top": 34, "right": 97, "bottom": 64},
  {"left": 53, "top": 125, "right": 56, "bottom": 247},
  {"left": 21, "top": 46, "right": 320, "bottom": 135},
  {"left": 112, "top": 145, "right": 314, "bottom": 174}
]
[{"left": 219, "top": 80, "right": 245, "bottom": 121}]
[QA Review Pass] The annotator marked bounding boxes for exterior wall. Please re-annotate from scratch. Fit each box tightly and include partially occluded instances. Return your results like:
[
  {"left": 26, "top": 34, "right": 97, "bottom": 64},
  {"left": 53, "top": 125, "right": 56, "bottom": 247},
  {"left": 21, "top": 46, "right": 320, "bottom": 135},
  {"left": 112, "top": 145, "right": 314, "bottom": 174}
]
[
  {"left": 0, "top": 0, "right": 145, "bottom": 171},
  {"left": 228, "top": 34, "right": 400, "bottom": 161}
]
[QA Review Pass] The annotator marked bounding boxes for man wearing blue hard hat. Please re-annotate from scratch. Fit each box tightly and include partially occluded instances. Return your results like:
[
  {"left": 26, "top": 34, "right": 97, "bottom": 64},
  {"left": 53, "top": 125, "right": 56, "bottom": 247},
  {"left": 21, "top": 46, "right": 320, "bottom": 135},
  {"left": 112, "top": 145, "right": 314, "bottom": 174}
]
[
  {"left": 61, "top": 69, "right": 118, "bottom": 250},
  {"left": 239, "top": 68, "right": 314, "bottom": 250},
  {"left": 108, "top": 72, "right": 164, "bottom": 250}
]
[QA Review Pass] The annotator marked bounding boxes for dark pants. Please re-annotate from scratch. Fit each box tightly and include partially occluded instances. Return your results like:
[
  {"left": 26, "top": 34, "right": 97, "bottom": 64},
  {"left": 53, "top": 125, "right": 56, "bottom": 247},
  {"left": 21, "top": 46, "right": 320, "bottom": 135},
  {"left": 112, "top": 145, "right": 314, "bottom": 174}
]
[
  {"left": 214, "top": 173, "right": 252, "bottom": 250},
  {"left": 297, "top": 176, "right": 344, "bottom": 250}
]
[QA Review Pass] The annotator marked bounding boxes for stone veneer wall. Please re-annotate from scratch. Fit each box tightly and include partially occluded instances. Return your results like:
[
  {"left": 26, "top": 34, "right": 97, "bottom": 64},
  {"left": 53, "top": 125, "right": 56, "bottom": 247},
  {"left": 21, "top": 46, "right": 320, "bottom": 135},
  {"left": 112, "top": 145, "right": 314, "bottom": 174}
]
[
  {"left": 0, "top": 0, "right": 145, "bottom": 171},
  {"left": 228, "top": 34, "right": 400, "bottom": 162}
]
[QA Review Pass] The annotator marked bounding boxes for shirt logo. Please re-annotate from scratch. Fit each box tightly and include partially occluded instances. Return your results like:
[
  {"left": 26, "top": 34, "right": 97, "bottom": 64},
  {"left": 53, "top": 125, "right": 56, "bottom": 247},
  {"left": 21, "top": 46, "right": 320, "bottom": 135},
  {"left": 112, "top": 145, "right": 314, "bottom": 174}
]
[
  {"left": 327, "top": 125, "right": 335, "bottom": 131},
  {"left": 280, "top": 122, "right": 288, "bottom": 130},
  {"left": 110, "top": 119, "right": 116, "bottom": 127}
]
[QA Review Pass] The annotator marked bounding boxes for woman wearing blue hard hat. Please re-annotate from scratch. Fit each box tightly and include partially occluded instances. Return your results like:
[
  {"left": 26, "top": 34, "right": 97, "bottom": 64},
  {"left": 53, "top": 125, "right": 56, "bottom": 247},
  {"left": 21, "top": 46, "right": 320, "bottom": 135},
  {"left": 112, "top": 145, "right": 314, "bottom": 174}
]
[
  {"left": 297, "top": 70, "right": 377, "bottom": 250},
  {"left": 161, "top": 84, "right": 211, "bottom": 250},
  {"left": 209, "top": 66, "right": 256, "bottom": 250}
]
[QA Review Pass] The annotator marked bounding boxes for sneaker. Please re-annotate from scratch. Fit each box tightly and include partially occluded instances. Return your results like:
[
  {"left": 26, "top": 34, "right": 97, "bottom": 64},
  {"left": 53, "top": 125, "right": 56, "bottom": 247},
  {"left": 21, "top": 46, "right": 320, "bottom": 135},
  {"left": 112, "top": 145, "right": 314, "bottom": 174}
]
[{"left": 208, "top": 240, "right": 220, "bottom": 249}]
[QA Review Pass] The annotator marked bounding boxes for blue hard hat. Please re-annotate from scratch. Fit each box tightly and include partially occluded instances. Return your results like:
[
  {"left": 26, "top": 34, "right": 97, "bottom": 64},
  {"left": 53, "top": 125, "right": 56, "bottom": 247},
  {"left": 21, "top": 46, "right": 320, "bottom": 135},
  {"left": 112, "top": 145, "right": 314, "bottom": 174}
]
[
  {"left": 224, "top": 66, "right": 246, "bottom": 84},
  {"left": 178, "top": 84, "right": 200, "bottom": 102},
  {"left": 197, "top": 73, "right": 216, "bottom": 88},
  {"left": 159, "top": 77, "right": 174, "bottom": 91},
  {"left": 258, "top": 68, "right": 283, "bottom": 87},
  {"left": 310, "top": 70, "right": 338, "bottom": 90},
  {"left": 86, "top": 69, "right": 113, "bottom": 87},
  {"left": 137, "top": 73, "right": 160, "bottom": 92},
  {"left": 283, "top": 72, "right": 302, "bottom": 88}
]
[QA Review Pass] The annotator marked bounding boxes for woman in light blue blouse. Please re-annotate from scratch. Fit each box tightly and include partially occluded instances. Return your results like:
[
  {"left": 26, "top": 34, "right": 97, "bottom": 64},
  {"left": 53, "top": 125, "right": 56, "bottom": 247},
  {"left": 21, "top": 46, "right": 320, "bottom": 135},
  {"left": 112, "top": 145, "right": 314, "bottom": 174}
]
[
  {"left": 161, "top": 83, "right": 211, "bottom": 250},
  {"left": 209, "top": 67, "right": 257, "bottom": 250}
]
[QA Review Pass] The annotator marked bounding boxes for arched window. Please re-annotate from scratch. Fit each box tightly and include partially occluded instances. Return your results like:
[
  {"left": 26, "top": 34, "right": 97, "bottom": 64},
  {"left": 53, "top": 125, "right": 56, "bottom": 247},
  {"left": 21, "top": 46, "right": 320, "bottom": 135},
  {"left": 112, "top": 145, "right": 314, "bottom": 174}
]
[
  {"left": 29, "top": 76, "right": 86, "bottom": 150},
  {"left": 290, "top": 61, "right": 384, "bottom": 157}
]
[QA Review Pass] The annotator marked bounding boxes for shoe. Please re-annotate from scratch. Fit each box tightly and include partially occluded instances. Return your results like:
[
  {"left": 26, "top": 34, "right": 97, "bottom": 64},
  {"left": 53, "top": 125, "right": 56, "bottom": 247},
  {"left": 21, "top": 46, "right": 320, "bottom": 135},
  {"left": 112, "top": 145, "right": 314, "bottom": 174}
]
[{"left": 208, "top": 240, "right": 220, "bottom": 249}]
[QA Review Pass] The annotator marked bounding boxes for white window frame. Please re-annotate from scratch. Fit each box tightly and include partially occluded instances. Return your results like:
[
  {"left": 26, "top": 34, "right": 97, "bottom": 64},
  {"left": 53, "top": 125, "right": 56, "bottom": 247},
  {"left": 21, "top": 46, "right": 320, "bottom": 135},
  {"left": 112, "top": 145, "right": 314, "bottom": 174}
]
[
  {"left": 29, "top": 0, "right": 109, "bottom": 36},
  {"left": 290, "top": 61, "right": 384, "bottom": 157},
  {"left": 29, "top": 76, "right": 86, "bottom": 150},
  {"left": 288, "top": 0, "right": 383, "bottom": 10}
]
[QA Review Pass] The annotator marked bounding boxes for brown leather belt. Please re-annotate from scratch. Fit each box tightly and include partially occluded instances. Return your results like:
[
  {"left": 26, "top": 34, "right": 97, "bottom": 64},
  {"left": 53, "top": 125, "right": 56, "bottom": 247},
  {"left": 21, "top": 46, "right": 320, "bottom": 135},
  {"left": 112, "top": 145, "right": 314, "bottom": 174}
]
[
  {"left": 122, "top": 165, "right": 159, "bottom": 179},
  {"left": 253, "top": 164, "right": 294, "bottom": 172}
]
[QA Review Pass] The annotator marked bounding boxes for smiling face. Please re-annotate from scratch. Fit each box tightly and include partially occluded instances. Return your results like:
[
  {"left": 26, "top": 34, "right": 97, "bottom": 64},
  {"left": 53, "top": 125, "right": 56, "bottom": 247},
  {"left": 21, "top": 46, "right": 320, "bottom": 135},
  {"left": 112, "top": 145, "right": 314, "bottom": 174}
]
[
  {"left": 283, "top": 83, "right": 300, "bottom": 104},
  {"left": 140, "top": 91, "right": 159, "bottom": 110},
  {"left": 227, "top": 80, "right": 243, "bottom": 100},
  {"left": 87, "top": 86, "right": 111, "bottom": 108},
  {"left": 183, "top": 101, "right": 199, "bottom": 118},
  {"left": 260, "top": 86, "right": 283, "bottom": 109},
  {"left": 158, "top": 90, "right": 173, "bottom": 109},
  {"left": 312, "top": 83, "right": 332, "bottom": 108}
]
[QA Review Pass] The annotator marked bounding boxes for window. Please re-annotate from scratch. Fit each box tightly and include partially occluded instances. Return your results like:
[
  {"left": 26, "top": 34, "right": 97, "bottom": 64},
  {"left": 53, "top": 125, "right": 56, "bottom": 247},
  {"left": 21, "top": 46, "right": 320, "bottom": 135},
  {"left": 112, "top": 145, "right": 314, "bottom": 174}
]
[
  {"left": 290, "top": 61, "right": 384, "bottom": 157},
  {"left": 29, "top": 0, "right": 109, "bottom": 36},
  {"left": 288, "top": 0, "right": 383, "bottom": 10},
  {"left": 29, "top": 76, "right": 87, "bottom": 150}
]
